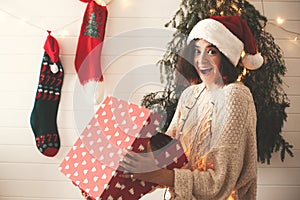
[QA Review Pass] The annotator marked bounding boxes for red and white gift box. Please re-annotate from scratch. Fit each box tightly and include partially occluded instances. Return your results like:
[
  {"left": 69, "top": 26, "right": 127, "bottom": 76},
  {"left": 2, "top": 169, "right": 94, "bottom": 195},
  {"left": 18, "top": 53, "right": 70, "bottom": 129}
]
[{"left": 59, "top": 96, "right": 187, "bottom": 200}]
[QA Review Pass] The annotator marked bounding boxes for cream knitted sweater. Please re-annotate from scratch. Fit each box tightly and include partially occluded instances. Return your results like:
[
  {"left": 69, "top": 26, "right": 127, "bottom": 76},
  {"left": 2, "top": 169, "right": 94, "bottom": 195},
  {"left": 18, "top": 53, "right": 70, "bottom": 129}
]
[{"left": 166, "top": 82, "right": 257, "bottom": 200}]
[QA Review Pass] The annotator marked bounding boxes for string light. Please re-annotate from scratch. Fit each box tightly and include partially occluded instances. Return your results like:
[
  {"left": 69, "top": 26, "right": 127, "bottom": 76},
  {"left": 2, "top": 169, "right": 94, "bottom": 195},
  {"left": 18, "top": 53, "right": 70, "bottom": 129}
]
[
  {"left": 231, "top": 4, "right": 239, "bottom": 11},
  {"left": 19, "top": 17, "right": 30, "bottom": 28},
  {"left": 267, "top": 21, "right": 299, "bottom": 41},
  {"left": 121, "top": 0, "right": 131, "bottom": 9},
  {"left": 276, "top": 17, "right": 285, "bottom": 25},
  {"left": 260, "top": 0, "right": 299, "bottom": 41},
  {"left": 0, "top": 1, "right": 298, "bottom": 41},
  {"left": 237, "top": 68, "right": 247, "bottom": 82},
  {"left": 241, "top": 51, "right": 246, "bottom": 58},
  {"left": 209, "top": 9, "right": 216, "bottom": 14},
  {"left": 95, "top": 0, "right": 113, "bottom": 6},
  {"left": 0, "top": 8, "right": 81, "bottom": 36},
  {"left": 60, "top": 29, "right": 71, "bottom": 37}
]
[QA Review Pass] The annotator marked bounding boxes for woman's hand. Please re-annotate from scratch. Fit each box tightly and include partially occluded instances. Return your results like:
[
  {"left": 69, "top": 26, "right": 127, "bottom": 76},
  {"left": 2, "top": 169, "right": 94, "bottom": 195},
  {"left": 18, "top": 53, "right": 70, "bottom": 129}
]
[
  {"left": 119, "top": 168, "right": 174, "bottom": 187},
  {"left": 119, "top": 145, "right": 159, "bottom": 174},
  {"left": 119, "top": 143, "right": 175, "bottom": 187}
]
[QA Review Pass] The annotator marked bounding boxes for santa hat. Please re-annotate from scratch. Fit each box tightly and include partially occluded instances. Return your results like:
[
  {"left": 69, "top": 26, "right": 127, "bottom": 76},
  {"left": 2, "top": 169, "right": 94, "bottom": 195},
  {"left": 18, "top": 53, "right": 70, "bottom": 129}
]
[{"left": 187, "top": 15, "right": 263, "bottom": 70}]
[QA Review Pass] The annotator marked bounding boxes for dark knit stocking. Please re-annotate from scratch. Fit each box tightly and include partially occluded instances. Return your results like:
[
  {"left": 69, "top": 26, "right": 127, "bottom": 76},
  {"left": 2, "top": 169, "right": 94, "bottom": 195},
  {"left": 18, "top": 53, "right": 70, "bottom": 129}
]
[{"left": 30, "top": 32, "right": 64, "bottom": 157}]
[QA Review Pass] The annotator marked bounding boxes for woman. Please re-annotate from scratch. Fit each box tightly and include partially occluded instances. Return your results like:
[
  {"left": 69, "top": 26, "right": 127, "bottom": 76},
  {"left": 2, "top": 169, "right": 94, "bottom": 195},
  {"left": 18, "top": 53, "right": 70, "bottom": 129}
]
[{"left": 120, "top": 15, "right": 263, "bottom": 200}]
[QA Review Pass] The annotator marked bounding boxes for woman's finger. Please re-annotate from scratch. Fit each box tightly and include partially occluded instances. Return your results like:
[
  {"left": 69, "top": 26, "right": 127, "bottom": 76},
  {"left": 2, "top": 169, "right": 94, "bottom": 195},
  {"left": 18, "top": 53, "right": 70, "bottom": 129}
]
[
  {"left": 119, "top": 161, "right": 134, "bottom": 173},
  {"left": 120, "top": 148, "right": 159, "bottom": 173},
  {"left": 119, "top": 153, "right": 136, "bottom": 173},
  {"left": 119, "top": 173, "right": 135, "bottom": 180}
]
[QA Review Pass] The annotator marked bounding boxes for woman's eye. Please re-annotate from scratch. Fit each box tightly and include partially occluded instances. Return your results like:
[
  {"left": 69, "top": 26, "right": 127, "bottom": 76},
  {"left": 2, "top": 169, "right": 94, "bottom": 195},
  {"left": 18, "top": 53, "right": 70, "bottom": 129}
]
[
  {"left": 194, "top": 49, "right": 201, "bottom": 54},
  {"left": 207, "top": 49, "right": 217, "bottom": 55}
]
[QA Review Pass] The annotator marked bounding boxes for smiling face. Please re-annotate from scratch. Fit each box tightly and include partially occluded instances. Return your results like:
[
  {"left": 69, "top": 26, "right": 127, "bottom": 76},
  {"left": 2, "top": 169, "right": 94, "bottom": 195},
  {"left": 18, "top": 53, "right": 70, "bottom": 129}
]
[{"left": 193, "top": 39, "right": 223, "bottom": 89}]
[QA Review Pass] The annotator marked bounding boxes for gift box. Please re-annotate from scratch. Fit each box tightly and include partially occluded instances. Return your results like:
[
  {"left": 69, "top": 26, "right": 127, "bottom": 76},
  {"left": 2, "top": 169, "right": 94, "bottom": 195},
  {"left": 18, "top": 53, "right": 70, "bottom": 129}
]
[{"left": 59, "top": 96, "right": 187, "bottom": 200}]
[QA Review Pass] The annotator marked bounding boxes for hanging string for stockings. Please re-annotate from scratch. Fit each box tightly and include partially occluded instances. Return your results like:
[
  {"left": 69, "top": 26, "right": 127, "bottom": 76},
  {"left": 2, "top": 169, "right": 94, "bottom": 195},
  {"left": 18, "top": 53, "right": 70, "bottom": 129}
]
[{"left": 0, "top": 0, "right": 113, "bottom": 36}]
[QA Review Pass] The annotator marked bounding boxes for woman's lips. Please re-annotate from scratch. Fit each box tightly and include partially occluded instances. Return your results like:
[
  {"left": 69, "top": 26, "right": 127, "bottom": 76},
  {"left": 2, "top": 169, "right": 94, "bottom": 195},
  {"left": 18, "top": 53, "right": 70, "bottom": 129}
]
[{"left": 199, "top": 67, "right": 213, "bottom": 74}]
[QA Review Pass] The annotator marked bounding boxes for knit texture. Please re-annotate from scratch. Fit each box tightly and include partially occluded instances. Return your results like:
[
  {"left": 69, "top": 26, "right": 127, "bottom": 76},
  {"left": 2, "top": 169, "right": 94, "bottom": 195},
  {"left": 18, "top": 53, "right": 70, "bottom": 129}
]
[{"left": 166, "top": 82, "right": 257, "bottom": 200}]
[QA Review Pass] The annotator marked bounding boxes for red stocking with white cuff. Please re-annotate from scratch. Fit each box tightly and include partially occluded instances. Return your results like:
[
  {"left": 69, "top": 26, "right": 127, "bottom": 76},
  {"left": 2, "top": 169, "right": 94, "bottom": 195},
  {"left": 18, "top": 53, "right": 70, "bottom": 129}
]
[{"left": 75, "top": 0, "right": 108, "bottom": 85}]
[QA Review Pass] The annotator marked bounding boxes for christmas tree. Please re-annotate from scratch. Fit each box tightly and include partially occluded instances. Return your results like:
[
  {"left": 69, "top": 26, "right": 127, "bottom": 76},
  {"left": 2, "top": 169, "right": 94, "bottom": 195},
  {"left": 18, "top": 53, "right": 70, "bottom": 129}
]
[
  {"left": 141, "top": 0, "right": 293, "bottom": 164},
  {"left": 84, "top": 12, "right": 100, "bottom": 38}
]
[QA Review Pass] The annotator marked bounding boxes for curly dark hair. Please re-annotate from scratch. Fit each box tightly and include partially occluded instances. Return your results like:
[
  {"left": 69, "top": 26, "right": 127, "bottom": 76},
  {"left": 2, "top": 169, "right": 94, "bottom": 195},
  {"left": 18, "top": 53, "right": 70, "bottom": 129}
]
[{"left": 176, "top": 39, "right": 243, "bottom": 85}]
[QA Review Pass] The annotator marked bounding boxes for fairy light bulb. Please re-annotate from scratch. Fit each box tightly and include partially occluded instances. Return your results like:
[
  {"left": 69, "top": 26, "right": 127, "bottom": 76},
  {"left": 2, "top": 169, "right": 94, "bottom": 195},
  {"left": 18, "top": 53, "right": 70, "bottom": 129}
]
[
  {"left": 242, "top": 67, "right": 247, "bottom": 76},
  {"left": 94, "top": 0, "right": 112, "bottom": 6},
  {"left": 276, "top": 17, "right": 285, "bottom": 25},
  {"left": 241, "top": 51, "right": 246, "bottom": 58},
  {"left": 121, "top": 0, "right": 130, "bottom": 8},
  {"left": 231, "top": 4, "right": 238, "bottom": 11},
  {"left": 209, "top": 9, "right": 216, "bottom": 14},
  {"left": 237, "top": 68, "right": 247, "bottom": 82},
  {"left": 60, "top": 29, "right": 70, "bottom": 37}
]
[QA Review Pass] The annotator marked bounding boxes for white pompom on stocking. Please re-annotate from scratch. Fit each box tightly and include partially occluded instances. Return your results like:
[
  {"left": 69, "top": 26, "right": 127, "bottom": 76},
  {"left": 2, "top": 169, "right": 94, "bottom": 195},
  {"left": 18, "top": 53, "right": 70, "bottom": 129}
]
[{"left": 50, "top": 63, "right": 59, "bottom": 74}]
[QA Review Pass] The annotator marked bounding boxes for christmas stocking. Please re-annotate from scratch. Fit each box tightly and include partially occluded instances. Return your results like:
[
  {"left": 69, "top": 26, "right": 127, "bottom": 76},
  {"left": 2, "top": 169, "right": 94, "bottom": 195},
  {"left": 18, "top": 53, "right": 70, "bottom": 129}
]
[
  {"left": 75, "top": 0, "right": 108, "bottom": 85},
  {"left": 30, "top": 31, "right": 64, "bottom": 157}
]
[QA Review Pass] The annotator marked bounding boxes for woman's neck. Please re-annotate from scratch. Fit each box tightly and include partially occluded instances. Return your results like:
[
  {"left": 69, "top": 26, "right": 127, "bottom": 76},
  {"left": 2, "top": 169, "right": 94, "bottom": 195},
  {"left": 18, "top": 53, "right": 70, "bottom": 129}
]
[{"left": 205, "top": 83, "right": 222, "bottom": 91}]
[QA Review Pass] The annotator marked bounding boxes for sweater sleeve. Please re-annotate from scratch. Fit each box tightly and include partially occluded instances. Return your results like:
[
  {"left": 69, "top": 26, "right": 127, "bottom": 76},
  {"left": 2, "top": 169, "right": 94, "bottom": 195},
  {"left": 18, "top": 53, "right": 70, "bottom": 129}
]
[{"left": 173, "top": 84, "right": 254, "bottom": 199}]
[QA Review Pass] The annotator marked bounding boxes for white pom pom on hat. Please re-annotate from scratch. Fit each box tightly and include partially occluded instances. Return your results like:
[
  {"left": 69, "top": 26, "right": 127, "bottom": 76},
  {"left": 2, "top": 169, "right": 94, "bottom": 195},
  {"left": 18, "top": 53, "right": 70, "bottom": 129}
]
[
  {"left": 242, "top": 52, "right": 264, "bottom": 70},
  {"left": 187, "top": 15, "right": 263, "bottom": 70}
]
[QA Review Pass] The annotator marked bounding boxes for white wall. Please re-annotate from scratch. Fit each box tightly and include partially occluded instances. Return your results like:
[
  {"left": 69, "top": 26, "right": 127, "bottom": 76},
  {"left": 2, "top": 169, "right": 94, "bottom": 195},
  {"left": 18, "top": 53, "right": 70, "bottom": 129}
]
[{"left": 0, "top": 0, "right": 299, "bottom": 199}]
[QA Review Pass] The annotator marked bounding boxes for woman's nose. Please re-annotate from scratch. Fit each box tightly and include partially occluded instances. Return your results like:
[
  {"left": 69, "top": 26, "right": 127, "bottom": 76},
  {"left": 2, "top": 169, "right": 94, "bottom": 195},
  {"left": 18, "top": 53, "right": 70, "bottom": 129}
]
[{"left": 197, "top": 52, "right": 209, "bottom": 65}]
